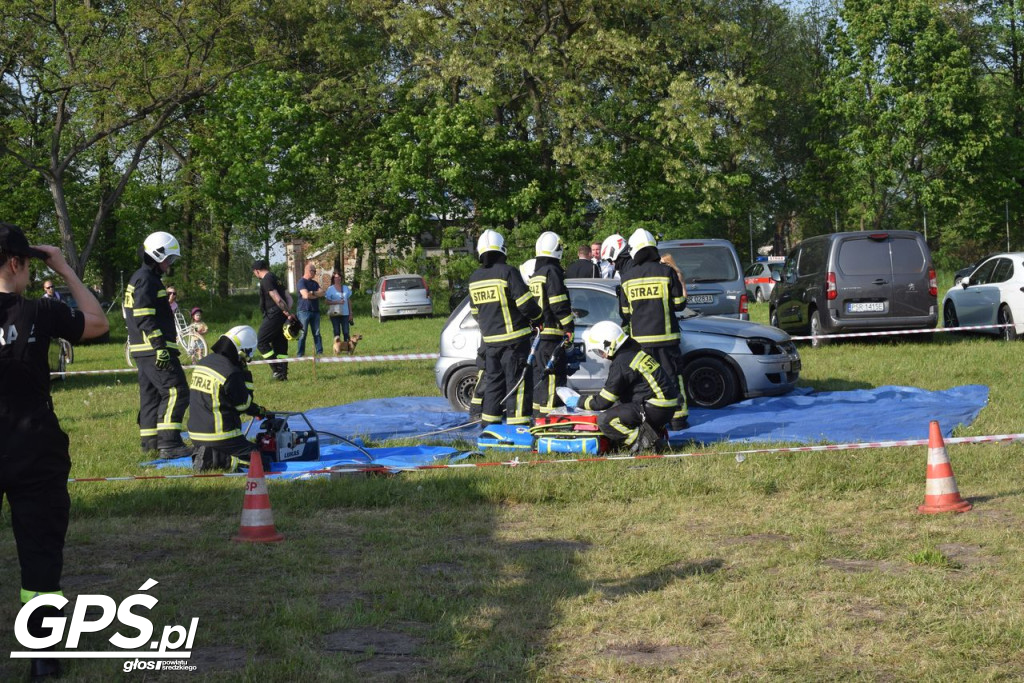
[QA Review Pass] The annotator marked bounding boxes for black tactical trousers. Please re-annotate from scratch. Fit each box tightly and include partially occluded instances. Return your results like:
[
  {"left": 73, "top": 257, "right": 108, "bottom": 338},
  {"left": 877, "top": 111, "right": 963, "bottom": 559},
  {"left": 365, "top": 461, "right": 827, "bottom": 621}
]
[{"left": 136, "top": 354, "right": 189, "bottom": 450}]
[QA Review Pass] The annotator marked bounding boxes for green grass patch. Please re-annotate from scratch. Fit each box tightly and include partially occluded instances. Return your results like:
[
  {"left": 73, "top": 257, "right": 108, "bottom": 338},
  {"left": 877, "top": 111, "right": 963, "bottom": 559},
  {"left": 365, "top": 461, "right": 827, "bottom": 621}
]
[{"left": 2, "top": 281, "right": 1023, "bottom": 680}]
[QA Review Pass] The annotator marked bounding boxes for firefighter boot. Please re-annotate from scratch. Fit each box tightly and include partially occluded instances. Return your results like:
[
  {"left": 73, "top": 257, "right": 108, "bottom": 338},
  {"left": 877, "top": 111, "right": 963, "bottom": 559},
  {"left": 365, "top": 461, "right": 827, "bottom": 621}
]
[
  {"left": 26, "top": 603, "right": 62, "bottom": 679},
  {"left": 631, "top": 421, "right": 662, "bottom": 454}
]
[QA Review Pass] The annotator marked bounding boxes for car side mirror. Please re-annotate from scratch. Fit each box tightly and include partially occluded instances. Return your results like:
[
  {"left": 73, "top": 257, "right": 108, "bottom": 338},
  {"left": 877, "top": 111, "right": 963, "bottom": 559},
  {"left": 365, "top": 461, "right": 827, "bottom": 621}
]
[
  {"left": 771, "top": 271, "right": 781, "bottom": 283},
  {"left": 960, "top": 276, "right": 970, "bottom": 288}
]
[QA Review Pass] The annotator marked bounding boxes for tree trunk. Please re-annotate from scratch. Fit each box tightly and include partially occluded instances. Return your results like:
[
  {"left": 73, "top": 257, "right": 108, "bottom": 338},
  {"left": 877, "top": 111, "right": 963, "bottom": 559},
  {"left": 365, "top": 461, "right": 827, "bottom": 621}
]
[{"left": 217, "top": 222, "right": 232, "bottom": 299}]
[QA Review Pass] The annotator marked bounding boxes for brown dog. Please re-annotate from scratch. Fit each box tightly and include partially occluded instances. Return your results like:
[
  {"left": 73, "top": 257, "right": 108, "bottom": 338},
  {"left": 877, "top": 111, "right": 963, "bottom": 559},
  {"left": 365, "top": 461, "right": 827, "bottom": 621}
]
[{"left": 333, "top": 334, "right": 363, "bottom": 355}]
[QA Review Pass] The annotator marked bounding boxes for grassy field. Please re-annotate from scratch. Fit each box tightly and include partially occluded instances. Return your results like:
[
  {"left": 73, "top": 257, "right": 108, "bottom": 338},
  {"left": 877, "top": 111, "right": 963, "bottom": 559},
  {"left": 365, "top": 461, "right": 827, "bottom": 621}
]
[{"left": 3, "top": 281, "right": 1024, "bottom": 681}]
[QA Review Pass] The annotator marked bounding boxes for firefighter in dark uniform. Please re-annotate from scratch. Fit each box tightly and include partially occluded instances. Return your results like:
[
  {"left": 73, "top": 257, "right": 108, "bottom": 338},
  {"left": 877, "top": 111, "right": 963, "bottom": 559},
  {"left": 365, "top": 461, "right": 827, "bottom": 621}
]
[
  {"left": 188, "top": 325, "right": 270, "bottom": 471},
  {"left": 468, "top": 229, "right": 542, "bottom": 427},
  {"left": 0, "top": 223, "right": 109, "bottom": 679},
  {"left": 529, "top": 231, "right": 575, "bottom": 416},
  {"left": 124, "top": 231, "right": 191, "bottom": 457},
  {"left": 616, "top": 228, "right": 689, "bottom": 430},
  {"left": 565, "top": 320, "right": 678, "bottom": 452},
  {"left": 600, "top": 233, "right": 632, "bottom": 279},
  {"left": 252, "top": 259, "right": 295, "bottom": 381}
]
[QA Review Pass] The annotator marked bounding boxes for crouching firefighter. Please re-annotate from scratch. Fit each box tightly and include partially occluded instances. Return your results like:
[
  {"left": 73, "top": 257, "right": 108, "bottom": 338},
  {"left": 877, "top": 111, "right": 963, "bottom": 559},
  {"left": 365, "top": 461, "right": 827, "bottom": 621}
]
[
  {"left": 564, "top": 321, "right": 678, "bottom": 453},
  {"left": 187, "top": 325, "right": 271, "bottom": 471}
]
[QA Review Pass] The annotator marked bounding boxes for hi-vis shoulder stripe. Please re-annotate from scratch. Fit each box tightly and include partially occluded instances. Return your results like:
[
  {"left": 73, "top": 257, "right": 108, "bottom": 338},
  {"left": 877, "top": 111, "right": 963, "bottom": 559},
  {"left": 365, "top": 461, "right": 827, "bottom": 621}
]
[
  {"left": 51, "top": 353, "right": 440, "bottom": 377},
  {"left": 66, "top": 432, "right": 1024, "bottom": 484}
]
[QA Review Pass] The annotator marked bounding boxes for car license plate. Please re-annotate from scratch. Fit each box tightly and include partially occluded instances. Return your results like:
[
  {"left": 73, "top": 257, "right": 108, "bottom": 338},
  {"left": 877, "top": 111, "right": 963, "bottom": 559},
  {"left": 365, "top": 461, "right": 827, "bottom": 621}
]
[
  {"left": 847, "top": 302, "right": 884, "bottom": 313},
  {"left": 399, "top": 309, "right": 415, "bottom": 315},
  {"left": 688, "top": 294, "right": 714, "bottom": 305}
]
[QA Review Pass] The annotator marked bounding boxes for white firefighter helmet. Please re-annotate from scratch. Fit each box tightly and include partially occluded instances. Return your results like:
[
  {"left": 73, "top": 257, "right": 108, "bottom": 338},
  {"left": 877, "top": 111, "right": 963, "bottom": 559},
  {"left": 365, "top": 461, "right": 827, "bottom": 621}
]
[
  {"left": 628, "top": 228, "right": 657, "bottom": 254},
  {"left": 476, "top": 229, "right": 506, "bottom": 259},
  {"left": 535, "top": 231, "right": 563, "bottom": 259},
  {"left": 519, "top": 258, "right": 537, "bottom": 282},
  {"left": 143, "top": 231, "right": 181, "bottom": 264},
  {"left": 600, "top": 234, "right": 627, "bottom": 262},
  {"left": 224, "top": 325, "right": 258, "bottom": 362},
  {"left": 583, "top": 320, "right": 629, "bottom": 359}
]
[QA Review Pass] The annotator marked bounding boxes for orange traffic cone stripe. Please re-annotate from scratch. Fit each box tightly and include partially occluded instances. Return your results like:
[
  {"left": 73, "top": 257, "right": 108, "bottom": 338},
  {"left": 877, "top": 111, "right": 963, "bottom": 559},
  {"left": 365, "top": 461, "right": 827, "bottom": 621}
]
[
  {"left": 233, "top": 450, "right": 284, "bottom": 542},
  {"left": 918, "top": 420, "right": 972, "bottom": 514}
]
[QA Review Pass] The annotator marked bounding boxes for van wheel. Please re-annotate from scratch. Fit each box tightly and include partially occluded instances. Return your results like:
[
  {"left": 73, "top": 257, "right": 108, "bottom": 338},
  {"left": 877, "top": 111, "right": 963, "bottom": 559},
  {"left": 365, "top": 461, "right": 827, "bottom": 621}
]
[
  {"left": 769, "top": 308, "right": 780, "bottom": 329},
  {"left": 999, "top": 305, "right": 1017, "bottom": 341},
  {"left": 684, "top": 357, "right": 739, "bottom": 409},
  {"left": 943, "top": 301, "right": 959, "bottom": 329},
  {"left": 809, "top": 309, "right": 828, "bottom": 348},
  {"left": 445, "top": 366, "right": 479, "bottom": 412}
]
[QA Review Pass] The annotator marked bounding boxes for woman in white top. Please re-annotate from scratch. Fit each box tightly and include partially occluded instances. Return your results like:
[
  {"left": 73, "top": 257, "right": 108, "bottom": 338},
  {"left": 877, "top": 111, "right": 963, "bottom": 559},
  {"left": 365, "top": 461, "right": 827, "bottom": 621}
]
[{"left": 324, "top": 271, "right": 353, "bottom": 346}]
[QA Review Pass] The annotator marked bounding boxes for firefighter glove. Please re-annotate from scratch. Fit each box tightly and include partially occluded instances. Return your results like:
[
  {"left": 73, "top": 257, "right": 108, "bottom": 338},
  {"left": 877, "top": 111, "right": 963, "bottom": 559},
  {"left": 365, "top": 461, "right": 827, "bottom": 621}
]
[{"left": 154, "top": 348, "right": 172, "bottom": 371}]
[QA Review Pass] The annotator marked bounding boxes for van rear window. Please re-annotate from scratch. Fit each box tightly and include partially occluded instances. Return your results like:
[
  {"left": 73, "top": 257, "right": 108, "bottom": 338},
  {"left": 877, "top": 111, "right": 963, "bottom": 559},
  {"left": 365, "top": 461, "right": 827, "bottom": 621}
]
[
  {"left": 837, "top": 239, "right": 893, "bottom": 275},
  {"left": 661, "top": 246, "right": 738, "bottom": 282},
  {"left": 890, "top": 238, "right": 926, "bottom": 273}
]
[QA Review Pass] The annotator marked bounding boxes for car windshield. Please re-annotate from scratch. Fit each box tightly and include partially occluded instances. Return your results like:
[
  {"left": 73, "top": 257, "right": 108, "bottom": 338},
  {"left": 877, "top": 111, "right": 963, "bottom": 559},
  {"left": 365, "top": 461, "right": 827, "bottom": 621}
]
[
  {"left": 661, "top": 246, "right": 739, "bottom": 283},
  {"left": 386, "top": 277, "right": 424, "bottom": 291}
]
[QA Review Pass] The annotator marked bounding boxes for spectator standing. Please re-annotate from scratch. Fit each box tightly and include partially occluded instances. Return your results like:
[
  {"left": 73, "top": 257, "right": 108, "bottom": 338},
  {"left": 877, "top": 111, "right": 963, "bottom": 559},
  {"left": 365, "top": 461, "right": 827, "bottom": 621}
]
[
  {"left": 188, "top": 325, "right": 270, "bottom": 471},
  {"left": 296, "top": 262, "right": 325, "bottom": 357},
  {"left": 41, "top": 280, "right": 62, "bottom": 303},
  {"left": 0, "top": 224, "right": 109, "bottom": 679},
  {"left": 166, "top": 286, "right": 179, "bottom": 315},
  {"left": 190, "top": 306, "right": 208, "bottom": 335},
  {"left": 252, "top": 259, "right": 295, "bottom": 381},
  {"left": 325, "top": 271, "right": 353, "bottom": 351},
  {"left": 124, "top": 232, "right": 191, "bottom": 458},
  {"left": 468, "top": 229, "right": 542, "bottom": 427},
  {"left": 567, "top": 320, "right": 678, "bottom": 452},
  {"left": 616, "top": 228, "right": 689, "bottom": 430},
  {"left": 565, "top": 244, "right": 600, "bottom": 278},
  {"left": 529, "top": 232, "right": 575, "bottom": 415}
]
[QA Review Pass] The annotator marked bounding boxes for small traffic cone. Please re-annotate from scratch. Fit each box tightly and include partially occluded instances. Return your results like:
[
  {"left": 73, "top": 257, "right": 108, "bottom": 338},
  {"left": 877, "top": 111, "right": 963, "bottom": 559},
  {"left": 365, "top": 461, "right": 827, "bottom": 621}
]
[
  {"left": 232, "top": 450, "right": 284, "bottom": 542},
  {"left": 918, "top": 421, "right": 972, "bottom": 514}
]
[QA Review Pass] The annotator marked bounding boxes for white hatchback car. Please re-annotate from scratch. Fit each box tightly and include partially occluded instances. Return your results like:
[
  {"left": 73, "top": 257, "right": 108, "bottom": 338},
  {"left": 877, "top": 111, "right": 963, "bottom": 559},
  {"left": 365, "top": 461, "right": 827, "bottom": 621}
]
[
  {"left": 942, "top": 252, "right": 1024, "bottom": 340},
  {"left": 370, "top": 274, "right": 433, "bottom": 321}
]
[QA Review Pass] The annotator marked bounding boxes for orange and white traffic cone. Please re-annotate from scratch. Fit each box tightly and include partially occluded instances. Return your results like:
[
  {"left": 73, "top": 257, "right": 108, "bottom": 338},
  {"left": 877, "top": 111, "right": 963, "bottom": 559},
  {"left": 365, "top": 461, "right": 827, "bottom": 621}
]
[
  {"left": 232, "top": 451, "right": 284, "bottom": 542},
  {"left": 918, "top": 421, "right": 972, "bottom": 514}
]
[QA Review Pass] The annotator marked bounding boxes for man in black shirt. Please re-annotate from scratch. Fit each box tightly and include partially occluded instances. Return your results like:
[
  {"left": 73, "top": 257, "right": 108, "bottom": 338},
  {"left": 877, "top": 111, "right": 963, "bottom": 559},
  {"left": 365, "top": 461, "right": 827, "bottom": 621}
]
[
  {"left": 565, "top": 243, "right": 599, "bottom": 278},
  {"left": 124, "top": 231, "right": 191, "bottom": 458},
  {"left": 252, "top": 259, "right": 295, "bottom": 381},
  {"left": 0, "top": 223, "right": 109, "bottom": 679}
]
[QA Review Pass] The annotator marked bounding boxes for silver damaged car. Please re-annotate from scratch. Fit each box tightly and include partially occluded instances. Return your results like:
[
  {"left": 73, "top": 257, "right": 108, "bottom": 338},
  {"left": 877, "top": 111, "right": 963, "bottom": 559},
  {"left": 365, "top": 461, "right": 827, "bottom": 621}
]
[{"left": 436, "top": 278, "right": 801, "bottom": 412}]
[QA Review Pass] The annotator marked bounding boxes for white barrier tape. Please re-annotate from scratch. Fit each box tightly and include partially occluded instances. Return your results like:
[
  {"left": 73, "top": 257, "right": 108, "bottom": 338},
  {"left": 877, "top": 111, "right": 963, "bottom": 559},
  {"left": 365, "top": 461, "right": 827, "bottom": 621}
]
[
  {"left": 790, "top": 323, "right": 1009, "bottom": 342},
  {"left": 68, "top": 432, "right": 1024, "bottom": 484},
  {"left": 51, "top": 352, "right": 438, "bottom": 378}
]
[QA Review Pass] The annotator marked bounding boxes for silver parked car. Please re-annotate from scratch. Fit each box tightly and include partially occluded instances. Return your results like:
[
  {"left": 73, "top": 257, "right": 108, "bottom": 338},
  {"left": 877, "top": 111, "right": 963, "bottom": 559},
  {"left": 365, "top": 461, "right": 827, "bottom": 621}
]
[
  {"left": 371, "top": 274, "right": 433, "bottom": 321},
  {"left": 435, "top": 278, "right": 801, "bottom": 412},
  {"left": 658, "top": 238, "right": 749, "bottom": 319}
]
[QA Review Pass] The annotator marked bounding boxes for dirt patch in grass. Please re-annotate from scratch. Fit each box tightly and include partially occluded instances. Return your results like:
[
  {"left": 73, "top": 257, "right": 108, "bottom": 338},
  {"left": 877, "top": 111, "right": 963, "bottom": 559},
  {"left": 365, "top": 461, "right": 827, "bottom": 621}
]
[
  {"left": 845, "top": 599, "right": 889, "bottom": 623},
  {"left": 721, "top": 533, "right": 792, "bottom": 545},
  {"left": 600, "top": 642, "right": 696, "bottom": 666},
  {"left": 353, "top": 656, "right": 432, "bottom": 680},
  {"left": 937, "top": 543, "right": 998, "bottom": 567},
  {"left": 189, "top": 645, "right": 250, "bottom": 673},
  {"left": 323, "top": 628, "right": 424, "bottom": 655},
  {"left": 320, "top": 590, "right": 369, "bottom": 611},
  {"left": 418, "top": 562, "right": 466, "bottom": 577},
  {"left": 508, "top": 539, "right": 591, "bottom": 553},
  {"left": 823, "top": 558, "right": 906, "bottom": 574}
]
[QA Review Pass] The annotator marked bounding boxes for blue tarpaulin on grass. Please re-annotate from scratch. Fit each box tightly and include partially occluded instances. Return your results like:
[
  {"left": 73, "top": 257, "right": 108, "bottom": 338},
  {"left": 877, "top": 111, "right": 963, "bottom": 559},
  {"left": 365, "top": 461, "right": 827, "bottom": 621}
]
[{"left": 278, "top": 385, "right": 988, "bottom": 446}]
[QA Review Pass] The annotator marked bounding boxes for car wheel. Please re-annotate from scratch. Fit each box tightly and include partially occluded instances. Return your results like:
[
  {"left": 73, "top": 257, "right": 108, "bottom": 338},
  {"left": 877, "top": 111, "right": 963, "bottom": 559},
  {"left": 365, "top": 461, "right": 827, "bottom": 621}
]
[
  {"left": 809, "top": 309, "right": 828, "bottom": 347},
  {"left": 943, "top": 301, "right": 959, "bottom": 329},
  {"left": 684, "top": 356, "right": 739, "bottom": 409},
  {"left": 755, "top": 288, "right": 765, "bottom": 303},
  {"left": 445, "top": 365, "right": 479, "bottom": 412},
  {"left": 769, "top": 308, "right": 780, "bottom": 329},
  {"left": 999, "top": 305, "right": 1018, "bottom": 341}
]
